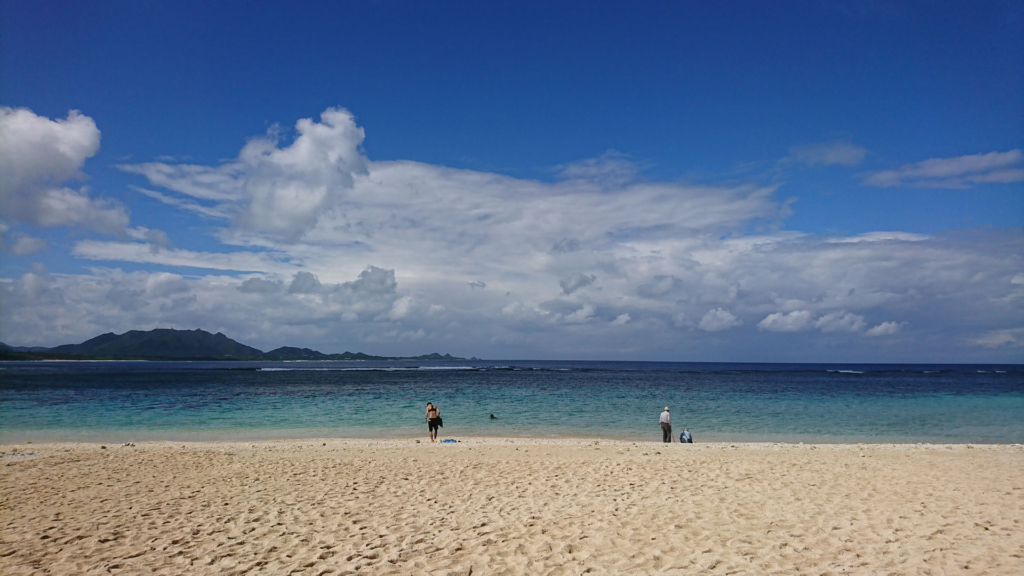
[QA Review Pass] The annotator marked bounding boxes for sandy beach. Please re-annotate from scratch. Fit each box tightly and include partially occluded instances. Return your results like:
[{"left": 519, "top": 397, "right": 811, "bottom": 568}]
[{"left": 2, "top": 438, "right": 1022, "bottom": 575}]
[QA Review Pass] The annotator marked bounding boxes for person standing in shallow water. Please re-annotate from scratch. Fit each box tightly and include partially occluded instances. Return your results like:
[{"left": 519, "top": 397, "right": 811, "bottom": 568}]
[
  {"left": 425, "top": 402, "right": 441, "bottom": 443},
  {"left": 659, "top": 406, "right": 672, "bottom": 442}
]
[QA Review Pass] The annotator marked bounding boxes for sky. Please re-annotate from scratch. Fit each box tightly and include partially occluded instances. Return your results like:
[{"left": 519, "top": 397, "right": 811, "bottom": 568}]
[{"left": 1, "top": 0, "right": 1022, "bottom": 362}]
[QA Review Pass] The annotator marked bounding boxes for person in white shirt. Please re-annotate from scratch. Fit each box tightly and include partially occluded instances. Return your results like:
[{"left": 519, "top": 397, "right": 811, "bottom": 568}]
[{"left": 659, "top": 406, "right": 672, "bottom": 443}]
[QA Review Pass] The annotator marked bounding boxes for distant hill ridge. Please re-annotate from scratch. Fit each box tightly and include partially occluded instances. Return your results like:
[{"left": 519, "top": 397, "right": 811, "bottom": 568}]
[{"left": 0, "top": 329, "right": 465, "bottom": 361}]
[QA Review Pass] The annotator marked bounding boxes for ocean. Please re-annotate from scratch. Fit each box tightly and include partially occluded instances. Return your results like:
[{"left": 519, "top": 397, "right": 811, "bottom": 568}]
[{"left": 1, "top": 360, "right": 1021, "bottom": 444}]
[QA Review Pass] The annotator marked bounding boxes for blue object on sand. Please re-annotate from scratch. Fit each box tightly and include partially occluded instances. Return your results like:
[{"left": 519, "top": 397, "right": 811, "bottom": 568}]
[{"left": 441, "top": 438, "right": 457, "bottom": 443}]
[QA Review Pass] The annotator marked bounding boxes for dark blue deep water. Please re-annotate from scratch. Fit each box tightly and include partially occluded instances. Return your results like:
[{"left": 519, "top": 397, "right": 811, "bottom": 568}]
[{"left": 1, "top": 360, "right": 1021, "bottom": 443}]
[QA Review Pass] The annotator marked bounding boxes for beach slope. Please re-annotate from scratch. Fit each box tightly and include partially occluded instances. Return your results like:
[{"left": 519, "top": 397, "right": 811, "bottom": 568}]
[{"left": 2, "top": 439, "right": 1022, "bottom": 575}]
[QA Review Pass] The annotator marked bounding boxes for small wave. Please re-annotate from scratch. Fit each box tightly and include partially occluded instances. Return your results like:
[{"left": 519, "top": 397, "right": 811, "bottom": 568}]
[
  {"left": 417, "top": 366, "right": 477, "bottom": 371},
  {"left": 259, "top": 367, "right": 415, "bottom": 372},
  {"left": 827, "top": 369, "right": 864, "bottom": 374},
  {"left": 995, "top": 370, "right": 1006, "bottom": 374},
  {"left": 260, "top": 367, "right": 326, "bottom": 372},
  {"left": 977, "top": 370, "right": 989, "bottom": 373}
]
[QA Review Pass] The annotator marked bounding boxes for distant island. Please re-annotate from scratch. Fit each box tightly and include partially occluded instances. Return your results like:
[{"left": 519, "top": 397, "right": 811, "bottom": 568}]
[{"left": 0, "top": 328, "right": 466, "bottom": 362}]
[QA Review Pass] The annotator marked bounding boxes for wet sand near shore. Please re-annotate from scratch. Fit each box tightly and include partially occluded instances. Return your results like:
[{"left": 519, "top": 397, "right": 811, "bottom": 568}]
[{"left": 2, "top": 438, "right": 1022, "bottom": 575}]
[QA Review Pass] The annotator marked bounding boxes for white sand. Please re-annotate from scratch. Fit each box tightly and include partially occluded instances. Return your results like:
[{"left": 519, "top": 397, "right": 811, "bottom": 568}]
[{"left": 2, "top": 438, "right": 1022, "bottom": 575}]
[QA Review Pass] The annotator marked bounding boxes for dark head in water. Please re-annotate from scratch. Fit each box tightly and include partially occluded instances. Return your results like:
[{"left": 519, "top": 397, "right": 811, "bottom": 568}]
[{"left": 489, "top": 414, "right": 496, "bottom": 419}]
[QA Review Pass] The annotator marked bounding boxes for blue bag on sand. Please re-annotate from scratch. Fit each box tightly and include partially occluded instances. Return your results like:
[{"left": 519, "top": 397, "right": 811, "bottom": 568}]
[{"left": 441, "top": 438, "right": 457, "bottom": 443}]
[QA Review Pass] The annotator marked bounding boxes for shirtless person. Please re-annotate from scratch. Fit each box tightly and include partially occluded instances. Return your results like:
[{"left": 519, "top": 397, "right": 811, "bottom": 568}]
[{"left": 425, "top": 402, "right": 441, "bottom": 442}]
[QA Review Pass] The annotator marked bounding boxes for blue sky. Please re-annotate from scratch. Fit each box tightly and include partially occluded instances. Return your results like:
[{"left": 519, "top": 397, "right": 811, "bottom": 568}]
[{"left": 1, "top": 1, "right": 1022, "bottom": 361}]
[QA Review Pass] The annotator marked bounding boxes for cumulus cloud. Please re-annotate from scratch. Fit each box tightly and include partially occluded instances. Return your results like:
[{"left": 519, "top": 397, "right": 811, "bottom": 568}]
[
  {"left": 0, "top": 265, "right": 408, "bottom": 350},
  {"left": 759, "top": 310, "right": 903, "bottom": 337},
  {"left": 671, "top": 312, "right": 688, "bottom": 328},
  {"left": 346, "top": 266, "right": 398, "bottom": 295},
  {"left": 637, "top": 275, "right": 680, "bottom": 299},
  {"left": 0, "top": 107, "right": 128, "bottom": 234},
  {"left": 865, "top": 321, "right": 903, "bottom": 336},
  {"left": 814, "top": 310, "right": 866, "bottom": 333},
  {"left": 386, "top": 296, "right": 413, "bottom": 320},
  {"left": 119, "top": 108, "right": 368, "bottom": 241},
  {"left": 238, "top": 277, "right": 283, "bottom": 294},
  {"left": 7, "top": 234, "right": 48, "bottom": 256},
  {"left": 758, "top": 310, "right": 814, "bottom": 332},
  {"left": 863, "top": 149, "right": 1024, "bottom": 188},
  {"left": 698, "top": 308, "right": 741, "bottom": 332},
  {"left": 4, "top": 225, "right": 1023, "bottom": 360},
  {"left": 125, "top": 226, "right": 173, "bottom": 254},
  {"left": 4, "top": 108, "right": 1019, "bottom": 361},
  {"left": 560, "top": 272, "right": 596, "bottom": 294},
  {"left": 790, "top": 141, "right": 868, "bottom": 167},
  {"left": 971, "top": 328, "right": 1024, "bottom": 348},
  {"left": 288, "top": 271, "right": 322, "bottom": 294},
  {"left": 564, "top": 304, "right": 596, "bottom": 324}
]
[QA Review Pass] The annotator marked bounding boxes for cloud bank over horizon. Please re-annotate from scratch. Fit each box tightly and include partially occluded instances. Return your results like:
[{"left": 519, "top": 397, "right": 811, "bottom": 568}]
[{"left": 1, "top": 107, "right": 1022, "bottom": 362}]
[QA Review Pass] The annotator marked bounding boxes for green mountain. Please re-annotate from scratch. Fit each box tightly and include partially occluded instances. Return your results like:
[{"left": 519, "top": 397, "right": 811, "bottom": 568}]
[
  {"left": 47, "top": 328, "right": 265, "bottom": 360},
  {"left": 1, "top": 329, "right": 465, "bottom": 361},
  {"left": 263, "top": 346, "right": 328, "bottom": 360},
  {"left": 264, "top": 347, "right": 463, "bottom": 361}
]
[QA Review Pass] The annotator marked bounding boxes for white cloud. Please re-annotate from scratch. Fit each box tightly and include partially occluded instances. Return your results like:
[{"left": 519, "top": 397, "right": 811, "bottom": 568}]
[
  {"left": 238, "top": 277, "right": 283, "bottom": 294},
  {"left": 637, "top": 275, "right": 680, "bottom": 299},
  {"left": 54, "top": 137, "right": 1024, "bottom": 360},
  {"left": 125, "top": 226, "right": 172, "bottom": 254},
  {"left": 555, "top": 151, "right": 641, "bottom": 187},
  {"left": 0, "top": 265, "right": 408, "bottom": 351},
  {"left": 790, "top": 141, "right": 868, "bottom": 167},
  {"left": 288, "top": 271, "right": 322, "bottom": 294},
  {"left": 72, "top": 240, "right": 299, "bottom": 273},
  {"left": 564, "top": 304, "right": 596, "bottom": 324},
  {"left": 758, "top": 310, "right": 814, "bottom": 332},
  {"left": 0, "top": 107, "right": 128, "bottom": 234},
  {"left": 698, "top": 308, "right": 741, "bottom": 332},
  {"left": 863, "top": 149, "right": 1024, "bottom": 188},
  {"left": 814, "top": 310, "right": 866, "bottom": 333},
  {"left": 7, "top": 234, "right": 48, "bottom": 256},
  {"left": 825, "top": 231, "right": 929, "bottom": 243},
  {"left": 865, "top": 321, "right": 903, "bottom": 336},
  {"left": 119, "top": 108, "right": 367, "bottom": 241},
  {"left": 387, "top": 296, "right": 413, "bottom": 320},
  {"left": 3, "top": 108, "right": 1020, "bottom": 362},
  {"left": 133, "top": 186, "right": 231, "bottom": 219},
  {"left": 970, "top": 328, "right": 1024, "bottom": 348}
]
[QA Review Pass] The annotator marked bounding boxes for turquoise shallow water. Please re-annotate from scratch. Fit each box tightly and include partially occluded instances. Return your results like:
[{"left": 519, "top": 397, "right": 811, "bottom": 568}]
[{"left": 1, "top": 360, "right": 1021, "bottom": 443}]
